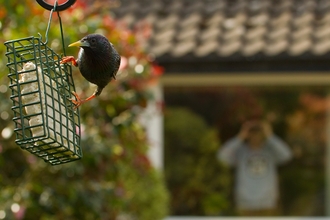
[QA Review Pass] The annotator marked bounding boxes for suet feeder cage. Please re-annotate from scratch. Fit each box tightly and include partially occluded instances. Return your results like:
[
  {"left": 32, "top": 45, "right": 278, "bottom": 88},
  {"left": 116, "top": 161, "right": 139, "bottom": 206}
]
[{"left": 4, "top": 0, "right": 82, "bottom": 165}]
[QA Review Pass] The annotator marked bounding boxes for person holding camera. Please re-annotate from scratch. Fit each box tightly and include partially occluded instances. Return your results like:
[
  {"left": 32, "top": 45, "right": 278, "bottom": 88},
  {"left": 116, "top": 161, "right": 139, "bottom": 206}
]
[{"left": 218, "top": 120, "right": 292, "bottom": 216}]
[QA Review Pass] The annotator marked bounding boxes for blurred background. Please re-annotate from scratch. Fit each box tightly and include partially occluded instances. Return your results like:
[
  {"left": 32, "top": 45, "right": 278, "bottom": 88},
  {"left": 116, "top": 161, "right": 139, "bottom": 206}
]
[{"left": 1, "top": 0, "right": 330, "bottom": 219}]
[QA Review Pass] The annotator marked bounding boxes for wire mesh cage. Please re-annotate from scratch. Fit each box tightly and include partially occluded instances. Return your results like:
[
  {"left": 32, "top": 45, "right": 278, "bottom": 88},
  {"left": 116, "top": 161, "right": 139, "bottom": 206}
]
[{"left": 4, "top": 36, "right": 82, "bottom": 165}]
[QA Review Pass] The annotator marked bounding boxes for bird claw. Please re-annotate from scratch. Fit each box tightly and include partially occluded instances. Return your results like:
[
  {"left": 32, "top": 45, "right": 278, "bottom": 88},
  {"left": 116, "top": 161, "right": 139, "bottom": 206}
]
[
  {"left": 70, "top": 91, "right": 82, "bottom": 109},
  {"left": 61, "top": 56, "right": 78, "bottom": 67}
]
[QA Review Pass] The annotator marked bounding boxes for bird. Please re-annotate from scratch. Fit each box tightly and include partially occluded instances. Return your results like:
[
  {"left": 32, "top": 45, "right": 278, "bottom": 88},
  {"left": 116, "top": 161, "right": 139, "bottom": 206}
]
[{"left": 60, "top": 33, "right": 121, "bottom": 108}]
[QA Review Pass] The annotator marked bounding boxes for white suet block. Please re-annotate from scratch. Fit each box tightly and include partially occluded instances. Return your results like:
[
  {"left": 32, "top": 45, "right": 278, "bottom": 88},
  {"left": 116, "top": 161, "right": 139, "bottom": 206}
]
[{"left": 19, "top": 62, "right": 76, "bottom": 154}]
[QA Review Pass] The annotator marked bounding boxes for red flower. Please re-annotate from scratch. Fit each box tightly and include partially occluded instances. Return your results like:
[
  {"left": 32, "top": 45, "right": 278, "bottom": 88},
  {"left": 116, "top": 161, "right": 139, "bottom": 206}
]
[
  {"left": 103, "top": 15, "right": 116, "bottom": 29},
  {"left": 151, "top": 64, "right": 164, "bottom": 77}
]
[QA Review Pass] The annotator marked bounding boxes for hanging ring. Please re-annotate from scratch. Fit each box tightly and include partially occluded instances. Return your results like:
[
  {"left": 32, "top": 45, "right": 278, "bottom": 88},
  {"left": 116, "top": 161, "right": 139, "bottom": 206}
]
[{"left": 36, "top": 0, "right": 76, "bottom": 11}]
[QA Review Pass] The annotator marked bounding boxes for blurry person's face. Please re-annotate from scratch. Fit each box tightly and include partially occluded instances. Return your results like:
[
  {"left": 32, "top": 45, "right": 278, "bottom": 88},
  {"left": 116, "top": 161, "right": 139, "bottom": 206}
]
[{"left": 247, "top": 130, "right": 264, "bottom": 149}]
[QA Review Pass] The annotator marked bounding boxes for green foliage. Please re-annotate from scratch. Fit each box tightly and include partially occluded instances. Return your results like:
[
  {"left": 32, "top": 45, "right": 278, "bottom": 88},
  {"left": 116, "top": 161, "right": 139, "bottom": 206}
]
[
  {"left": 164, "top": 107, "right": 230, "bottom": 216},
  {"left": 0, "top": 1, "right": 168, "bottom": 219}
]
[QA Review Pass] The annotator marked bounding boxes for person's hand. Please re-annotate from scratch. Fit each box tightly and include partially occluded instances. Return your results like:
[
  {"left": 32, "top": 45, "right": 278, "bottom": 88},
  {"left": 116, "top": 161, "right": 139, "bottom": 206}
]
[
  {"left": 238, "top": 121, "right": 252, "bottom": 140},
  {"left": 238, "top": 122, "right": 249, "bottom": 141},
  {"left": 261, "top": 121, "right": 273, "bottom": 138}
]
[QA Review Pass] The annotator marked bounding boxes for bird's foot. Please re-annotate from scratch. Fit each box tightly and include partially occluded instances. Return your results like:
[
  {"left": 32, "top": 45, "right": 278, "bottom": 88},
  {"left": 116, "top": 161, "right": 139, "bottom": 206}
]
[
  {"left": 70, "top": 91, "right": 97, "bottom": 109},
  {"left": 70, "top": 91, "right": 83, "bottom": 109},
  {"left": 60, "top": 56, "right": 78, "bottom": 67}
]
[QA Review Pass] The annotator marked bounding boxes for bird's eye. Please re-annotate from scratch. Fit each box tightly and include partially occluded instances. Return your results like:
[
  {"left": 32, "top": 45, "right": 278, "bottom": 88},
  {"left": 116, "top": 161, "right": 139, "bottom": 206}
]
[{"left": 91, "top": 39, "right": 96, "bottom": 44}]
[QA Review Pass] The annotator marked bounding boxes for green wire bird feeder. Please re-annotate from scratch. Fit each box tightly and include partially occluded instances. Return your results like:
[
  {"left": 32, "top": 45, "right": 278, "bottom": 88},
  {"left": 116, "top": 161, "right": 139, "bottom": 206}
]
[{"left": 4, "top": 0, "right": 82, "bottom": 165}]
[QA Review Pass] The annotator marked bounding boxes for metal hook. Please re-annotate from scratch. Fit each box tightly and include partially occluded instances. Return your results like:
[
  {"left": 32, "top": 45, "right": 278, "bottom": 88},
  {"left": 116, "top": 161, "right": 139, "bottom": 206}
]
[
  {"left": 36, "top": 0, "right": 76, "bottom": 12},
  {"left": 57, "top": 10, "right": 67, "bottom": 56},
  {"left": 42, "top": 0, "right": 58, "bottom": 45},
  {"left": 40, "top": 0, "right": 67, "bottom": 56}
]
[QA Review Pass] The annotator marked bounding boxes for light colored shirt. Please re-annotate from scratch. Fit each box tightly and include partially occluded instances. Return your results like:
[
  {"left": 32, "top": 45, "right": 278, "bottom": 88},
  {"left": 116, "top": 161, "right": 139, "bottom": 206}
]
[{"left": 218, "top": 135, "right": 292, "bottom": 210}]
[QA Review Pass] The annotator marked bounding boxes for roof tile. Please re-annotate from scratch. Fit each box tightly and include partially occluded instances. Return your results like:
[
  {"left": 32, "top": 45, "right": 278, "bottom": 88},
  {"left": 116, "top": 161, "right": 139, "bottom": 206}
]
[
  {"left": 291, "top": 26, "right": 312, "bottom": 40},
  {"left": 245, "top": 26, "right": 266, "bottom": 40},
  {"left": 218, "top": 40, "right": 242, "bottom": 56},
  {"left": 313, "top": 40, "right": 330, "bottom": 55},
  {"left": 200, "top": 28, "right": 221, "bottom": 41},
  {"left": 289, "top": 39, "right": 312, "bottom": 55},
  {"left": 195, "top": 40, "right": 219, "bottom": 57},
  {"left": 179, "top": 13, "right": 202, "bottom": 28},
  {"left": 112, "top": 0, "right": 330, "bottom": 59},
  {"left": 267, "top": 27, "right": 290, "bottom": 41},
  {"left": 153, "top": 28, "right": 175, "bottom": 43},
  {"left": 242, "top": 39, "right": 265, "bottom": 56},
  {"left": 171, "top": 40, "right": 196, "bottom": 57},
  {"left": 150, "top": 41, "right": 173, "bottom": 56},
  {"left": 264, "top": 40, "right": 288, "bottom": 56},
  {"left": 177, "top": 27, "right": 199, "bottom": 41}
]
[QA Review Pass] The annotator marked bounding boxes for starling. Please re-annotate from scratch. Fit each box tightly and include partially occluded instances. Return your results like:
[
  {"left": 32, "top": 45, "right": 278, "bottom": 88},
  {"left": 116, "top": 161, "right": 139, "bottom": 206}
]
[{"left": 61, "top": 33, "right": 121, "bottom": 108}]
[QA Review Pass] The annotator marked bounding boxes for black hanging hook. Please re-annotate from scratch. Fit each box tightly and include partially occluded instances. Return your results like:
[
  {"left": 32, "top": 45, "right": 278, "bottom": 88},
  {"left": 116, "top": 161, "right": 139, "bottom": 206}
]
[
  {"left": 36, "top": 0, "right": 76, "bottom": 11},
  {"left": 37, "top": 0, "right": 69, "bottom": 55}
]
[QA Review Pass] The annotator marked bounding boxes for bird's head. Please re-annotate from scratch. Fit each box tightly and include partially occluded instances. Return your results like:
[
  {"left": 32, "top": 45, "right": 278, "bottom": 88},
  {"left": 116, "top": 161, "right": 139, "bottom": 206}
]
[{"left": 68, "top": 34, "right": 110, "bottom": 52}]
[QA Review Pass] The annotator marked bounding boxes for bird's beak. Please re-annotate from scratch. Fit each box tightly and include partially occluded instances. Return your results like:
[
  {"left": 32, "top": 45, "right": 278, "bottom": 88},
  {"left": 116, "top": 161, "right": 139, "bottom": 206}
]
[{"left": 68, "top": 40, "right": 90, "bottom": 48}]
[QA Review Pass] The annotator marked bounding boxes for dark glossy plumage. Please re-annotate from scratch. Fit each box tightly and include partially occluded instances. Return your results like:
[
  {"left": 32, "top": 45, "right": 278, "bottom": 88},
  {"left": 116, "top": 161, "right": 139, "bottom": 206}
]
[
  {"left": 60, "top": 34, "right": 121, "bottom": 108},
  {"left": 77, "top": 34, "right": 120, "bottom": 96},
  {"left": 76, "top": 34, "right": 121, "bottom": 96}
]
